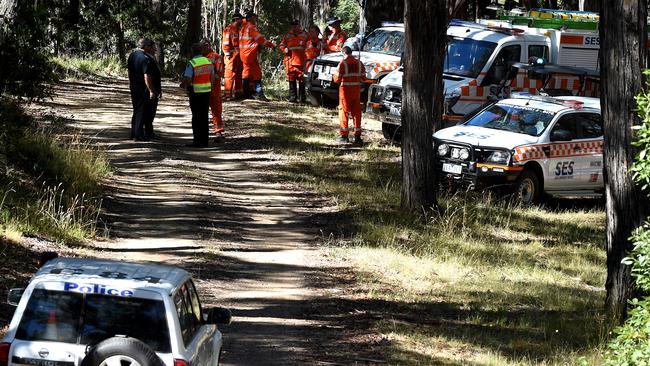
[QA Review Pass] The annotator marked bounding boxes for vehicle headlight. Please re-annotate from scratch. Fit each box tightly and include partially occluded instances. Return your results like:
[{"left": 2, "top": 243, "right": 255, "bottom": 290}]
[
  {"left": 459, "top": 148, "right": 470, "bottom": 160},
  {"left": 486, "top": 150, "right": 511, "bottom": 164},
  {"left": 451, "top": 148, "right": 460, "bottom": 159},
  {"left": 444, "top": 89, "right": 462, "bottom": 115},
  {"left": 438, "top": 143, "right": 449, "bottom": 156}
]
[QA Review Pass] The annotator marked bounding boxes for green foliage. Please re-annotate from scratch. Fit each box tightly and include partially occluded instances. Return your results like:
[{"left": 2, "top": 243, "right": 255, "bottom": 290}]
[
  {"left": 333, "top": 0, "right": 361, "bottom": 35},
  {"left": 0, "top": 2, "right": 56, "bottom": 98},
  {"left": 632, "top": 70, "right": 650, "bottom": 193},
  {"left": 0, "top": 98, "right": 109, "bottom": 242},
  {"left": 603, "top": 71, "right": 650, "bottom": 365}
]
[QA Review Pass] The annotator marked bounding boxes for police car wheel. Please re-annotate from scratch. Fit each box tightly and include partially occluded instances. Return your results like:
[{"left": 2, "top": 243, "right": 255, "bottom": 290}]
[
  {"left": 82, "top": 337, "right": 162, "bottom": 366},
  {"left": 516, "top": 170, "right": 541, "bottom": 205}
]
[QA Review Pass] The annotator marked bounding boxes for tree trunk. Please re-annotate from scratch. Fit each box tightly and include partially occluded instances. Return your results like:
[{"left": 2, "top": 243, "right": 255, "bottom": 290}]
[
  {"left": 294, "top": 0, "right": 311, "bottom": 29},
  {"left": 365, "top": 0, "right": 403, "bottom": 31},
  {"left": 182, "top": 0, "right": 203, "bottom": 59},
  {"left": 68, "top": 0, "right": 80, "bottom": 52},
  {"left": 115, "top": 20, "right": 126, "bottom": 66},
  {"left": 400, "top": 0, "right": 444, "bottom": 212},
  {"left": 600, "top": 0, "right": 649, "bottom": 324},
  {"left": 583, "top": 0, "right": 600, "bottom": 12}
]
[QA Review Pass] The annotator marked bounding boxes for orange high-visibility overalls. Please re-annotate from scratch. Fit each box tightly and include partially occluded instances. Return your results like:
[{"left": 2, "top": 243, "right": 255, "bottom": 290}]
[
  {"left": 325, "top": 29, "right": 346, "bottom": 53},
  {"left": 279, "top": 30, "right": 308, "bottom": 81},
  {"left": 206, "top": 50, "right": 225, "bottom": 134},
  {"left": 333, "top": 55, "right": 366, "bottom": 138},
  {"left": 222, "top": 22, "right": 243, "bottom": 98}
]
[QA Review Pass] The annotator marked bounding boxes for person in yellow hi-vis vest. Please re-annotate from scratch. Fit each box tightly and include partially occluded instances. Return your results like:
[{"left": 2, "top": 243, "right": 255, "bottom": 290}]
[{"left": 180, "top": 42, "right": 215, "bottom": 147}]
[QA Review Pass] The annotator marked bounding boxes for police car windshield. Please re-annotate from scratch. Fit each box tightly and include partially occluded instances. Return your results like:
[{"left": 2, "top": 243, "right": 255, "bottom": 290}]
[
  {"left": 362, "top": 29, "right": 404, "bottom": 56},
  {"left": 16, "top": 289, "right": 171, "bottom": 353},
  {"left": 445, "top": 37, "right": 497, "bottom": 78},
  {"left": 466, "top": 103, "right": 555, "bottom": 136}
]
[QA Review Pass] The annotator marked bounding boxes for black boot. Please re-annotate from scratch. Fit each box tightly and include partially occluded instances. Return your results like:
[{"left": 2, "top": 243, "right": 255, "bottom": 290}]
[
  {"left": 288, "top": 81, "right": 298, "bottom": 102},
  {"left": 242, "top": 79, "right": 251, "bottom": 99},
  {"left": 298, "top": 80, "right": 306, "bottom": 103}
]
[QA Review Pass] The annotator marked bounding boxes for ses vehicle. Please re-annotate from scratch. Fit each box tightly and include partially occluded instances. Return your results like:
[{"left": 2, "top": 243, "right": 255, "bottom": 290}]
[
  {"left": 1, "top": 257, "right": 231, "bottom": 366},
  {"left": 433, "top": 95, "right": 603, "bottom": 204},
  {"left": 368, "top": 8, "right": 604, "bottom": 139},
  {"left": 305, "top": 23, "right": 404, "bottom": 106}
]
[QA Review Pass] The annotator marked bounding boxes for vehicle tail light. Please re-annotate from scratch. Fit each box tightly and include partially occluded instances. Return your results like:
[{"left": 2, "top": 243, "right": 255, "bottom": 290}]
[
  {"left": 174, "top": 359, "right": 189, "bottom": 366},
  {"left": 0, "top": 342, "right": 11, "bottom": 366}
]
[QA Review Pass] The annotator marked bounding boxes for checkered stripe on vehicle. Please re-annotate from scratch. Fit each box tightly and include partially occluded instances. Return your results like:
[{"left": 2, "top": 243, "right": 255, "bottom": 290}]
[
  {"left": 372, "top": 61, "right": 400, "bottom": 74},
  {"left": 513, "top": 145, "right": 546, "bottom": 162}
]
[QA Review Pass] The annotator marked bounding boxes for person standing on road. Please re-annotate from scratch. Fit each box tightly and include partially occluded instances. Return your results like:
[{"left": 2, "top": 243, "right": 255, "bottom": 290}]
[
  {"left": 279, "top": 20, "right": 308, "bottom": 103},
  {"left": 180, "top": 42, "right": 215, "bottom": 148},
  {"left": 222, "top": 11, "right": 244, "bottom": 100},
  {"left": 202, "top": 38, "right": 226, "bottom": 142},
  {"left": 127, "top": 38, "right": 161, "bottom": 141},
  {"left": 333, "top": 46, "right": 366, "bottom": 145},
  {"left": 325, "top": 19, "right": 346, "bottom": 54},
  {"left": 239, "top": 10, "right": 276, "bottom": 100}
]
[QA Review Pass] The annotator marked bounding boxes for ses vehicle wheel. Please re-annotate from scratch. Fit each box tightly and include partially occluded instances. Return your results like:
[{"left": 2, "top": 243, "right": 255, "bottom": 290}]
[
  {"left": 515, "top": 169, "right": 541, "bottom": 205},
  {"left": 82, "top": 337, "right": 162, "bottom": 366},
  {"left": 382, "top": 123, "right": 402, "bottom": 141}
]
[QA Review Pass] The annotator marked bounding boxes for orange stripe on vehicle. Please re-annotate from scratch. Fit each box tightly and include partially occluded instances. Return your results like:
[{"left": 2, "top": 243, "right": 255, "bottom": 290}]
[
  {"left": 469, "top": 80, "right": 478, "bottom": 86},
  {"left": 461, "top": 86, "right": 470, "bottom": 96},
  {"left": 561, "top": 35, "right": 584, "bottom": 45},
  {"left": 476, "top": 86, "right": 484, "bottom": 97},
  {"left": 476, "top": 164, "right": 523, "bottom": 171},
  {"left": 560, "top": 79, "right": 568, "bottom": 89}
]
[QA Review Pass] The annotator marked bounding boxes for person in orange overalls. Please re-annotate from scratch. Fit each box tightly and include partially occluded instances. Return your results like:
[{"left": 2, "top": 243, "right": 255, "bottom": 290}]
[
  {"left": 325, "top": 18, "right": 346, "bottom": 54},
  {"left": 239, "top": 10, "right": 275, "bottom": 100},
  {"left": 279, "top": 20, "right": 308, "bottom": 103},
  {"left": 222, "top": 12, "right": 244, "bottom": 100},
  {"left": 304, "top": 24, "right": 324, "bottom": 77},
  {"left": 333, "top": 46, "right": 366, "bottom": 145},
  {"left": 202, "top": 39, "right": 226, "bottom": 142}
]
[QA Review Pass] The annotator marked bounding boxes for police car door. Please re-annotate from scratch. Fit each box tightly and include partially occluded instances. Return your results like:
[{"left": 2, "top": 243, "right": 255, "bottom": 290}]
[
  {"left": 174, "top": 281, "right": 215, "bottom": 366},
  {"left": 544, "top": 112, "right": 591, "bottom": 191}
]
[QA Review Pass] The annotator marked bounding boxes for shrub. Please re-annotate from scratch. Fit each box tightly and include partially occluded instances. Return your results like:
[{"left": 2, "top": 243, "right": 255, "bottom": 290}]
[{"left": 603, "top": 73, "right": 650, "bottom": 365}]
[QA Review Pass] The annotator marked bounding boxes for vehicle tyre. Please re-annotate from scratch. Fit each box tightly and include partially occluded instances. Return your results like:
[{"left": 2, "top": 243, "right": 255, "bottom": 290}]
[
  {"left": 515, "top": 169, "right": 541, "bottom": 205},
  {"left": 307, "top": 92, "right": 321, "bottom": 107},
  {"left": 382, "top": 123, "right": 402, "bottom": 141},
  {"left": 81, "top": 337, "right": 162, "bottom": 366}
]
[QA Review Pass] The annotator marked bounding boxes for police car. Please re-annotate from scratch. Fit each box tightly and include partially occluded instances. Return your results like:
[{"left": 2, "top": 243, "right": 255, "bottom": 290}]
[
  {"left": 434, "top": 95, "right": 603, "bottom": 204},
  {"left": 1, "top": 256, "right": 231, "bottom": 366}
]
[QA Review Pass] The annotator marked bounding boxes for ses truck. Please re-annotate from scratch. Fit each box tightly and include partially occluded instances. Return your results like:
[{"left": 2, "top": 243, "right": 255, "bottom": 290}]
[{"left": 367, "top": 9, "right": 604, "bottom": 139}]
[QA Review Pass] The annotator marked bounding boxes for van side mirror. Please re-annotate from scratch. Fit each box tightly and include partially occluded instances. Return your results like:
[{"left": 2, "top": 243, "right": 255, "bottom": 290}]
[
  {"left": 551, "top": 129, "right": 573, "bottom": 142},
  {"left": 204, "top": 307, "right": 232, "bottom": 325},
  {"left": 8, "top": 288, "right": 25, "bottom": 306}
]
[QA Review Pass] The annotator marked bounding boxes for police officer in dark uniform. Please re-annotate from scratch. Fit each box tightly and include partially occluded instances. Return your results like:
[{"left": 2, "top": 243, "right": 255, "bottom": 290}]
[{"left": 127, "top": 38, "right": 161, "bottom": 141}]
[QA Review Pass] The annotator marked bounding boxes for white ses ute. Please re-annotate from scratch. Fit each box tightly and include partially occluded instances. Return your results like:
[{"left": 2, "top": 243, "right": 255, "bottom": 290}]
[
  {"left": 1, "top": 256, "right": 231, "bottom": 366},
  {"left": 433, "top": 95, "right": 604, "bottom": 204}
]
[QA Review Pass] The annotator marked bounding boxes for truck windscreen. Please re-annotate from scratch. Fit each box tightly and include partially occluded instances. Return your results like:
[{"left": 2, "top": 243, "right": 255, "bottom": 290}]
[
  {"left": 362, "top": 29, "right": 404, "bottom": 57},
  {"left": 445, "top": 37, "right": 497, "bottom": 78}
]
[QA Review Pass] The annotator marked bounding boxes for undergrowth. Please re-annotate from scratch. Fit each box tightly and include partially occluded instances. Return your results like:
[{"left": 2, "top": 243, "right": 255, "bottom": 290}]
[
  {"left": 0, "top": 97, "right": 110, "bottom": 242},
  {"left": 253, "top": 109, "right": 608, "bottom": 365},
  {"left": 52, "top": 55, "right": 126, "bottom": 80}
]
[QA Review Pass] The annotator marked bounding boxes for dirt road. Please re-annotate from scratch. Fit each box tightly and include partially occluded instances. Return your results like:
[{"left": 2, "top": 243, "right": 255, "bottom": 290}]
[{"left": 36, "top": 79, "right": 375, "bottom": 365}]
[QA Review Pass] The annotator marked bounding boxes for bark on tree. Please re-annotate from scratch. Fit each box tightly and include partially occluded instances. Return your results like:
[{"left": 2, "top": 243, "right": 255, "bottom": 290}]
[
  {"left": 68, "top": 0, "right": 80, "bottom": 52},
  {"left": 115, "top": 20, "right": 126, "bottom": 66},
  {"left": 600, "top": 0, "right": 649, "bottom": 323},
  {"left": 400, "top": 0, "right": 444, "bottom": 212},
  {"left": 294, "top": 0, "right": 311, "bottom": 29},
  {"left": 583, "top": 0, "right": 600, "bottom": 12},
  {"left": 182, "top": 0, "right": 203, "bottom": 58}
]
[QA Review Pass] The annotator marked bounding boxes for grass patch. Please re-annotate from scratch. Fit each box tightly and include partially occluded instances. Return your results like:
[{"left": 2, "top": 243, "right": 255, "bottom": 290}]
[
  {"left": 253, "top": 106, "right": 608, "bottom": 365},
  {"left": 0, "top": 98, "right": 110, "bottom": 242},
  {"left": 52, "top": 55, "right": 126, "bottom": 79}
]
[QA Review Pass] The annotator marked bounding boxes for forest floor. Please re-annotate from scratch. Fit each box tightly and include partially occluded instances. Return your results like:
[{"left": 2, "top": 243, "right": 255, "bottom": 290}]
[{"left": 0, "top": 79, "right": 388, "bottom": 365}]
